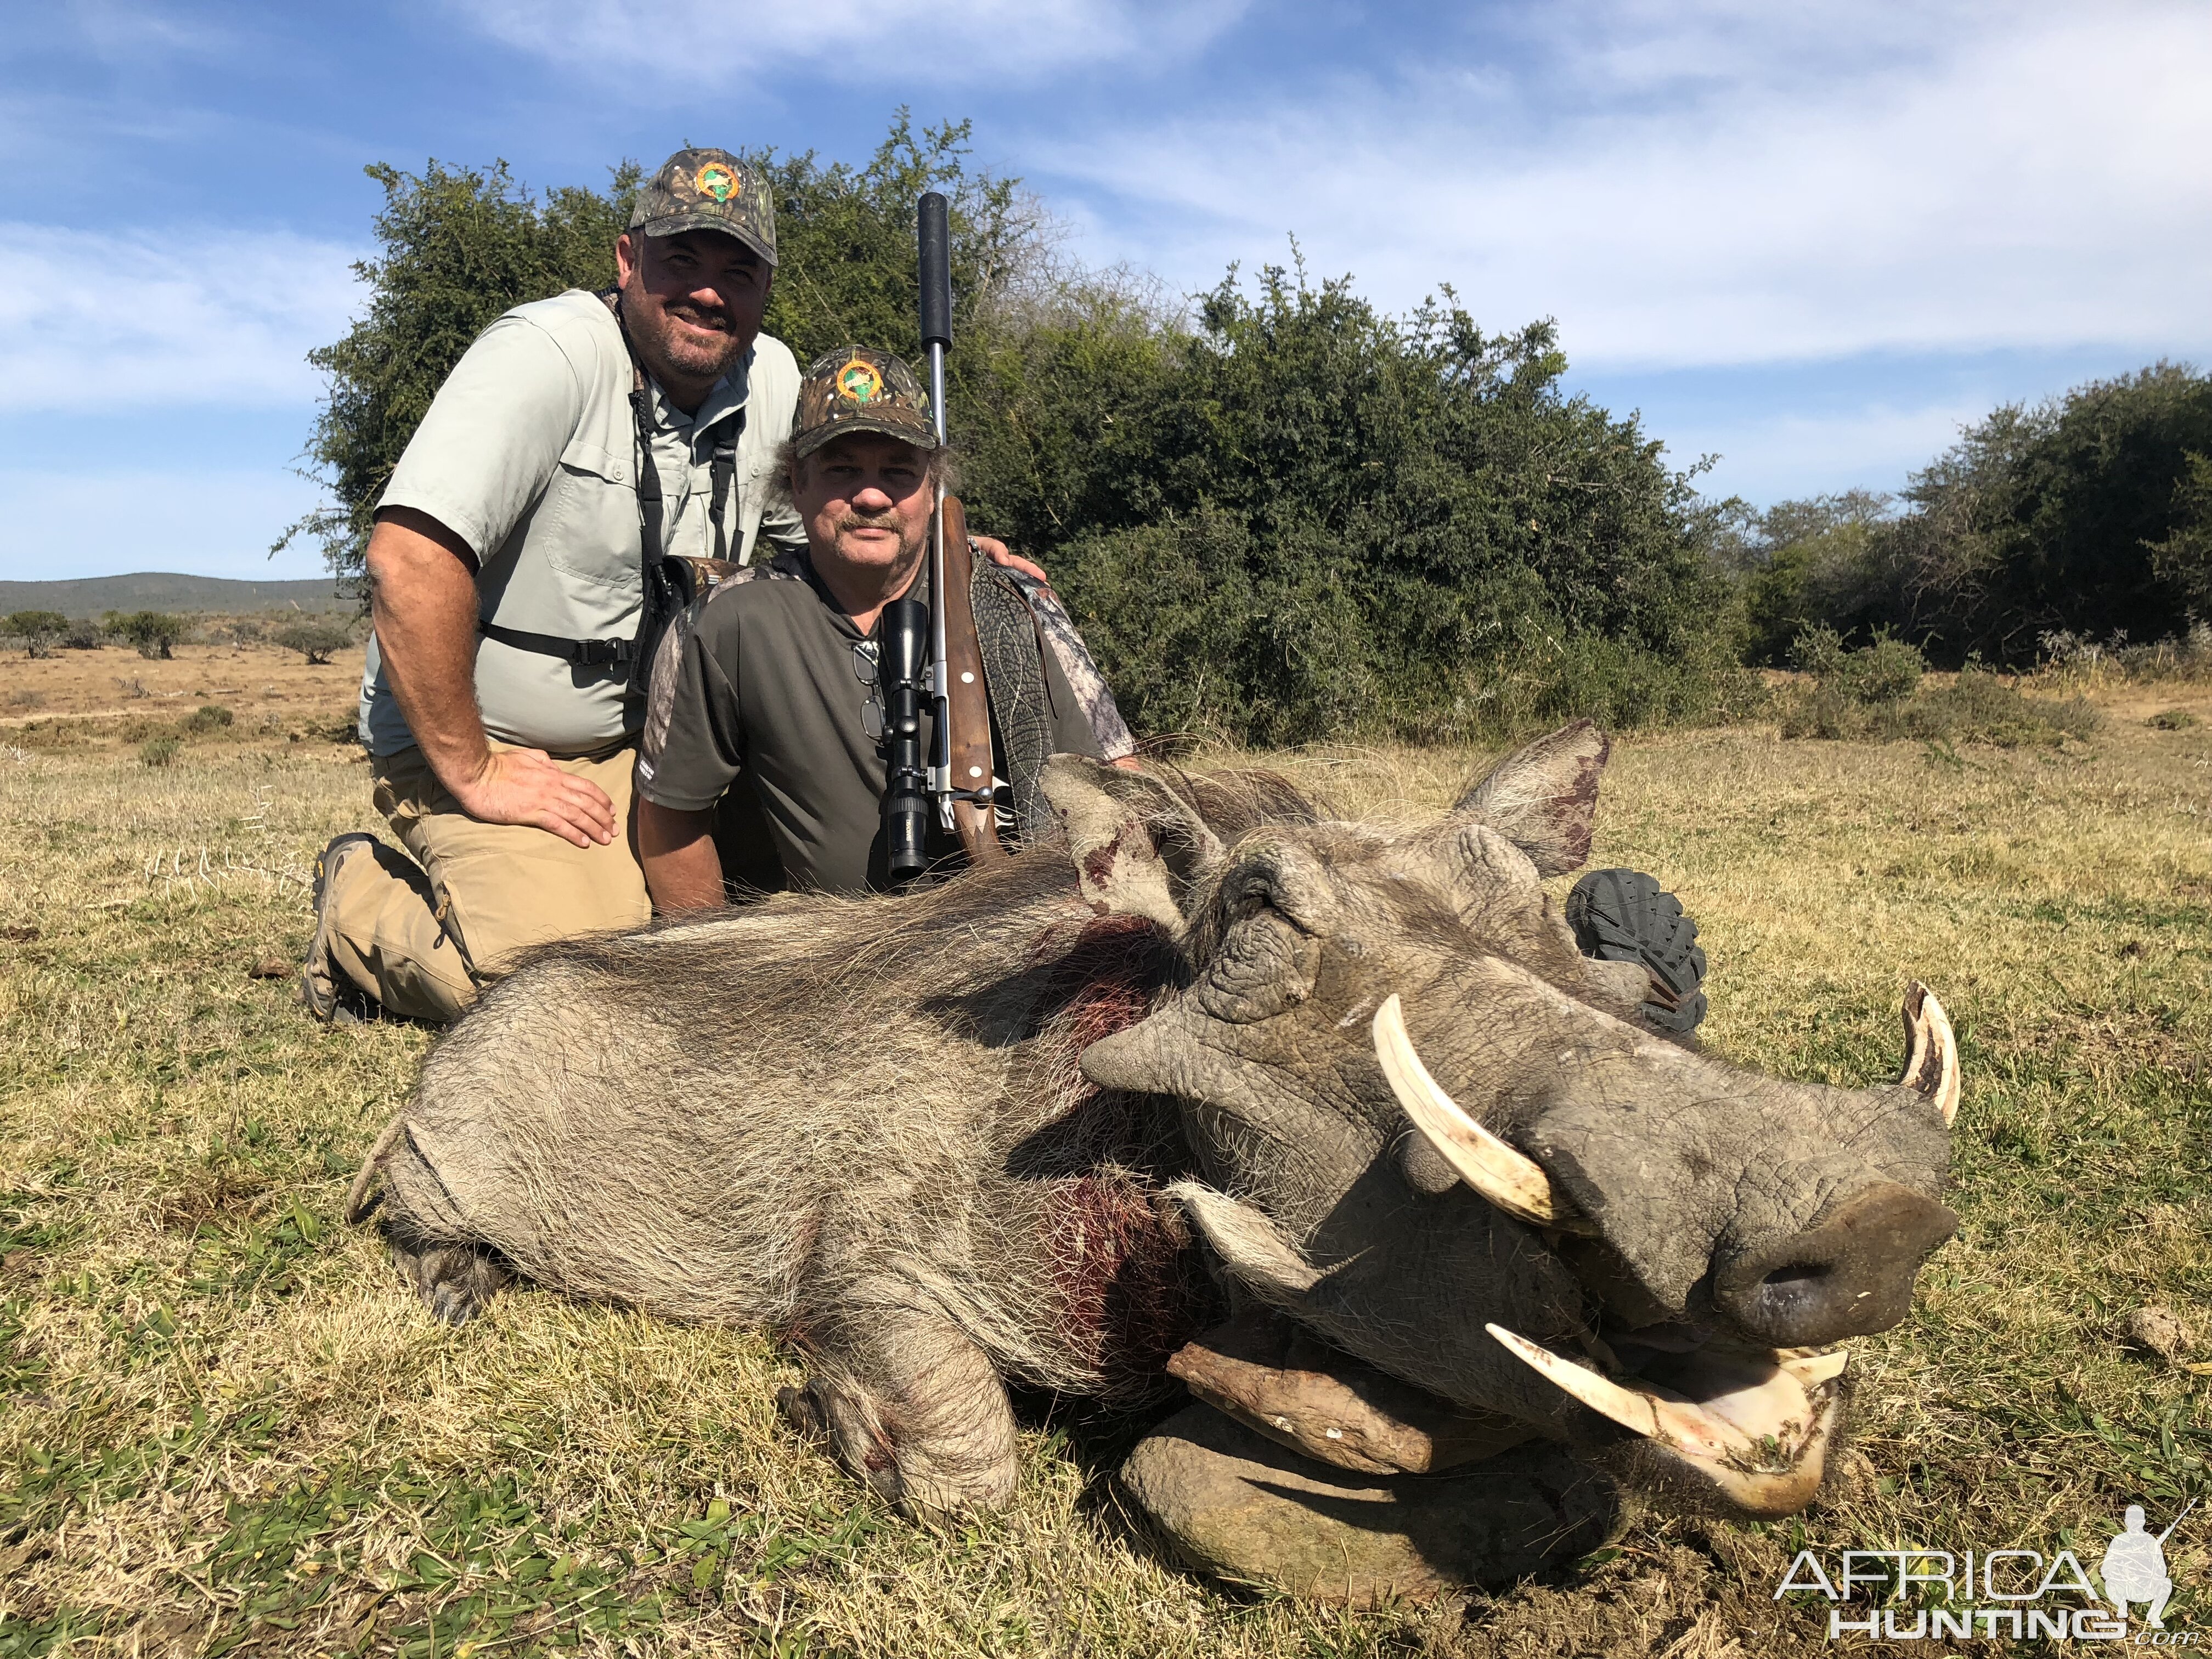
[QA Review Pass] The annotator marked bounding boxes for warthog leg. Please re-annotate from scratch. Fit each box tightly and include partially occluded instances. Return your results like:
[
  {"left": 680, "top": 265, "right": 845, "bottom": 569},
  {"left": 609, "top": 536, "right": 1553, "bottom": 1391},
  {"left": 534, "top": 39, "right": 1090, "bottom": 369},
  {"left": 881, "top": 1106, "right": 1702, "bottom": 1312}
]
[
  {"left": 787, "top": 1279, "right": 1019, "bottom": 1523},
  {"left": 388, "top": 1233, "right": 513, "bottom": 1326}
]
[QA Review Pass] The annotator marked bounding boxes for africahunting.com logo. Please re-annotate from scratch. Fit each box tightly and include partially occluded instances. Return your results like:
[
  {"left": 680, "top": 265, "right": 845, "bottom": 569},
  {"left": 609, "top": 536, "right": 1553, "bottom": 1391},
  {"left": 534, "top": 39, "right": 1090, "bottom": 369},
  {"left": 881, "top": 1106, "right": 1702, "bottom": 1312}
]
[{"left": 1777, "top": 1501, "right": 2195, "bottom": 1643}]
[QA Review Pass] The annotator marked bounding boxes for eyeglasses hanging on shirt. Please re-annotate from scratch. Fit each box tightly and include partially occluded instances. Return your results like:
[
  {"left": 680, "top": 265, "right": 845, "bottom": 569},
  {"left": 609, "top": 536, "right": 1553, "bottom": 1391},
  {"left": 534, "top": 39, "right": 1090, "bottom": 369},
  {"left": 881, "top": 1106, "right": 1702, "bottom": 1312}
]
[{"left": 854, "top": 639, "right": 885, "bottom": 740}]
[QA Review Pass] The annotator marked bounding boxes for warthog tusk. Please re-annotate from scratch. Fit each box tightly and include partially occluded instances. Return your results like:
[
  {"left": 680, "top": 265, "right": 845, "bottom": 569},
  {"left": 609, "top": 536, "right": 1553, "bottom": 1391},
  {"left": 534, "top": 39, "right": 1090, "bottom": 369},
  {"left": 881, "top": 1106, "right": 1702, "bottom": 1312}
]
[
  {"left": 1373, "top": 994, "right": 1594, "bottom": 1234},
  {"left": 1779, "top": 1348, "right": 1850, "bottom": 1389},
  {"left": 1487, "top": 1323, "right": 1848, "bottom": 1515},
  {"left": 1489, "top": 1322, "right": 1698, "bottom": 1447},
  {"left": 1897, "top": 982, "right": 1962, "bottom": 1127}
]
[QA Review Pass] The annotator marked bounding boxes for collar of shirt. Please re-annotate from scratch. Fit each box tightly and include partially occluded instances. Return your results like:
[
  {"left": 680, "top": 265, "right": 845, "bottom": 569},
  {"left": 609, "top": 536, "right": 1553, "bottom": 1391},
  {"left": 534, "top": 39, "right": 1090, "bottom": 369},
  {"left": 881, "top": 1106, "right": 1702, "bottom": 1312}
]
[
  {"left": 642, "top": 343, "right": 755, "bottom": 445},
  {"left": 787, "top": 546, "right": 933, "bottom": 642}
]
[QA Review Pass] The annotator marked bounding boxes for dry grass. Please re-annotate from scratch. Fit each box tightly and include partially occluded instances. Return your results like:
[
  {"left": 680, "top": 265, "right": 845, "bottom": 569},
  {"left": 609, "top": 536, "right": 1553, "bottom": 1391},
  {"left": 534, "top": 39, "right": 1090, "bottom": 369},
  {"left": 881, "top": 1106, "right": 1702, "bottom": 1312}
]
[{"left": 3, "top": 654, "right": 2211, "bottom": 1655}]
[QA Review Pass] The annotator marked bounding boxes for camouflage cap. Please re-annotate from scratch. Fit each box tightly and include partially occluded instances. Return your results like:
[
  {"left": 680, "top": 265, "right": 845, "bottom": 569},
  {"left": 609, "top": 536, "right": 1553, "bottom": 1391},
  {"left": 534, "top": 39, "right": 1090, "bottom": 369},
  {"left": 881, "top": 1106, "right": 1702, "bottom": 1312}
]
[
  {"left": 629, "top": 147, "right": 777, "bottom": 267},
  {"left": 793, "top": 347, "right": 939, "bottom": 461}
]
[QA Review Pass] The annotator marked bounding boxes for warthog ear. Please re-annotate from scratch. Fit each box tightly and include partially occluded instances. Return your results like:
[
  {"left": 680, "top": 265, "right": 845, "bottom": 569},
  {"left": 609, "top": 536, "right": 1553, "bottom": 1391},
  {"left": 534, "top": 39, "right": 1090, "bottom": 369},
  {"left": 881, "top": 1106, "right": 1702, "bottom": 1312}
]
[
  {"left": 1042, "top": 756, "right": 1226, "bottom": 935},
  {"left": 1451, "top": 720, "right": 1610, "bottom": 877}
]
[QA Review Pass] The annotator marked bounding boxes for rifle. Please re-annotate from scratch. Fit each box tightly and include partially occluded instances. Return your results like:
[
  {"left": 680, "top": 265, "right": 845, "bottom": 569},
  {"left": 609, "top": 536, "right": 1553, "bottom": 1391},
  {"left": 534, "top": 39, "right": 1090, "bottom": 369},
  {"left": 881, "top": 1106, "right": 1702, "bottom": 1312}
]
[
  {"left": 884, "top": 189, "right": 1003, "bottom": 879},
  {"left": 2157, "top": 1499, "right": 2197, "bottom": 1544}
]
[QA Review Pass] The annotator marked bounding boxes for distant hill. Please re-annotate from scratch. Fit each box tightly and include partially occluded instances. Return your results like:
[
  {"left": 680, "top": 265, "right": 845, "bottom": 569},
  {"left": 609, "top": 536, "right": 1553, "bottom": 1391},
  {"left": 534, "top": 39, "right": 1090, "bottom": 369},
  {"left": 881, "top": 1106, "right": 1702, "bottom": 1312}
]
[{"left": 0, "top": 572, "right": 357, "bottom": 617}]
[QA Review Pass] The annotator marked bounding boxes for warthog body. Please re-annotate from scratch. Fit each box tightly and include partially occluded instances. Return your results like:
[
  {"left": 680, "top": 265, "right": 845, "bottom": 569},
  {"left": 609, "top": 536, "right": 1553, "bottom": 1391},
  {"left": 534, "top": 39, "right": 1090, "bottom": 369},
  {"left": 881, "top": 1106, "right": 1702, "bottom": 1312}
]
[{"left": 352, "top": 724, "right": 1959, "bottom": 1534}]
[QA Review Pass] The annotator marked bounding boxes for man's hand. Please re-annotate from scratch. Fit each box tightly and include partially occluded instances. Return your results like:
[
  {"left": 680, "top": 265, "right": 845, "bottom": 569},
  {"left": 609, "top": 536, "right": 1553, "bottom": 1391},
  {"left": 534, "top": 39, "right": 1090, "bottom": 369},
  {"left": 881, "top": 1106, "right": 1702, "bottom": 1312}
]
[
  {"left": 448, "top": 746, "right": 617, "bottom": 848},
  {"left": 972, "top": 535, "right": 1051, "bottom": 589},
  {"left": 368, "top": 506, "right": 614, "bottom": 846}
]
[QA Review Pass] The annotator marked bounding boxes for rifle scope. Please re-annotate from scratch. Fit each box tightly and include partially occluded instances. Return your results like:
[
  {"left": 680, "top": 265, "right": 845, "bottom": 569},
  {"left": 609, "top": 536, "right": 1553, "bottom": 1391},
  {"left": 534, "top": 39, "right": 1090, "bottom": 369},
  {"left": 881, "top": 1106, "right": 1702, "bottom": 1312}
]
[{"left": 877, "top": 595, "right": 931, "bottom": 885}]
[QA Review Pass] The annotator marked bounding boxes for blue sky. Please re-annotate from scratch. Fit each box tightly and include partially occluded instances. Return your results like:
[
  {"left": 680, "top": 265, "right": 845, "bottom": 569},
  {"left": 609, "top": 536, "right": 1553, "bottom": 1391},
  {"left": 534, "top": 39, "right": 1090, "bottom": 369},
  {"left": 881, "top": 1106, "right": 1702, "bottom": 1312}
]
[{"left": 3, "top": 0, "right": 2208, "bottom": 582}]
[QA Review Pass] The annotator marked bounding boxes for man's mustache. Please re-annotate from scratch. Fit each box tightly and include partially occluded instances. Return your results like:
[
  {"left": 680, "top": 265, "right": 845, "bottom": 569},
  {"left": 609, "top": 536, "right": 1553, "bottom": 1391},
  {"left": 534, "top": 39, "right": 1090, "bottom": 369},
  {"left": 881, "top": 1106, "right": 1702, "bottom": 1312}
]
[
  {"left": 664, "top": 300, "right": 732, "bottom": 333},
  {"left": 836, "top": 510, "right": 905, "bottom": 535}
]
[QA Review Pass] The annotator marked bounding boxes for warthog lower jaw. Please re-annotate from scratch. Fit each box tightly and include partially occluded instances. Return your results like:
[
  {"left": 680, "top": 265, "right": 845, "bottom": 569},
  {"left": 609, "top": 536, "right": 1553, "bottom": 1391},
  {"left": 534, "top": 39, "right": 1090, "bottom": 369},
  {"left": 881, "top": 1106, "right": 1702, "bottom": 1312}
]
[{"left": 1487, "top": 1323, "right": 1847, "bottom": 1515}]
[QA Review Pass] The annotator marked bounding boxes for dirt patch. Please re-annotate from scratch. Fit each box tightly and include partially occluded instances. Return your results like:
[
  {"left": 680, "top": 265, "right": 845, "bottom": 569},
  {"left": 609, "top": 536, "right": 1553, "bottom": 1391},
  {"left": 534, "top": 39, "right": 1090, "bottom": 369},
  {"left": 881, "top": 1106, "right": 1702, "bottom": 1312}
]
[{"left": 0, "top": 640, "right": 364, "bottom": 729}]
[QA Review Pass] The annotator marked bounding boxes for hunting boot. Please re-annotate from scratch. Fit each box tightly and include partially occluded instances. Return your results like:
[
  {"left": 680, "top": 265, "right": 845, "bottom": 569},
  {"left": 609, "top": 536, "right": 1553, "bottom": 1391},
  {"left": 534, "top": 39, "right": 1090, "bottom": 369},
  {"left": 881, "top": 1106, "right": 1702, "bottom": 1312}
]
[
  {"left": 1567, "top": 868, "right": 1708, "bottom": 1034},
  {"left": 301, "top": 832, "right": 379, "bottom": 1025}
]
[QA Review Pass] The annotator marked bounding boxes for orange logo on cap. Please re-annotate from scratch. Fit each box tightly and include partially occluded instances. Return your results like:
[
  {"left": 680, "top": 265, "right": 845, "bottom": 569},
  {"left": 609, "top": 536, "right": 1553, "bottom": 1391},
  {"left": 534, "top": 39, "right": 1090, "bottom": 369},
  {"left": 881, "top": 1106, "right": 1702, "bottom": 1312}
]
[
  {"left": 695, "top": 163, "right": 738, "bottom": 202},
  {"left": 836, "top": 358, "right": 883, "bottom": 403}
]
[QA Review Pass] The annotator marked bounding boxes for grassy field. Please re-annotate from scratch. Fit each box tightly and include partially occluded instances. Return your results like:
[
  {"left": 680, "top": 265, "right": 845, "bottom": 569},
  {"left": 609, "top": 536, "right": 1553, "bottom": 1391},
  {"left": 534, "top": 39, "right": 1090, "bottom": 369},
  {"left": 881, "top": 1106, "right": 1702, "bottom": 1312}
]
[{"left": 3, "top": 644, "right": 2211, "bottom": 1656}]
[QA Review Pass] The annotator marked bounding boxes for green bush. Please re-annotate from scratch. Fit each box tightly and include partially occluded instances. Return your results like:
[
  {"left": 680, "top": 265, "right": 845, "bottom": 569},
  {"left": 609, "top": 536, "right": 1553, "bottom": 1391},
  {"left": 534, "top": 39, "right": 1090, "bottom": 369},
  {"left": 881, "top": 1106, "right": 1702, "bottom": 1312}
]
[
  {"left": 2147, "top": 708, "right": 2197, "bottom": 730},
  {"left": 1734, "top": 492, "right": 1898, "bottom": 664},
  {"left": 273, "top": 620, "right": 353, "bottom": 665},
  {"left": 1894, "top": 667, "right": 2100, "bottom": 746},
  {"left": 1046, "top": 268, "right": 1733, "bottom": 744},
  {"left": 61, "top": 619, "right": 104, "bottom": 650},
  {"left": 109, "top": 612, "right": 185, "bottom": 661},
  {"left": 1790, "top": 627, "right": 1923, "bottom": 704},
  {"left": 4, "top": 610, "right": 69, "bottom": 658},
  {"left": 139, "top": 736, "right": 179, "bottom": 768},
  {"left": 1742, "top": 365, "right": 2212, "bottom": 665},
  {"left": 184, "top": 704, "right": 235, "bottom": 734},
  {"left": 1842, "top": 636, "right": 1926, "bottom": 705}
]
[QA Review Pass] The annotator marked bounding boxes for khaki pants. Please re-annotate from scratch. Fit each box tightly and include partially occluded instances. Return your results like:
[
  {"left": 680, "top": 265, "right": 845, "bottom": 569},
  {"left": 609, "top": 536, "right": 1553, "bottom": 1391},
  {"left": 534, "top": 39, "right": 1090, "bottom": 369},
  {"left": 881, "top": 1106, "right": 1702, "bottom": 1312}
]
[{"left": 327, "top": 741, "right": 651, "bottom": 1023}]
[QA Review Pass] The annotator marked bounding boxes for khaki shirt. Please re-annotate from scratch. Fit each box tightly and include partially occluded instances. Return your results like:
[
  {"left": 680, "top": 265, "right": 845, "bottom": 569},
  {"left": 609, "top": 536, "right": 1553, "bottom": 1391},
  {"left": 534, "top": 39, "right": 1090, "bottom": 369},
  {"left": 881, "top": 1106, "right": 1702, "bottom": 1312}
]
[
  {"left": 358, "top": 289, "right": 805, "bottom": 757},
  {"left": 636, "top": 548, "right": 1108, "bottom": 894}
]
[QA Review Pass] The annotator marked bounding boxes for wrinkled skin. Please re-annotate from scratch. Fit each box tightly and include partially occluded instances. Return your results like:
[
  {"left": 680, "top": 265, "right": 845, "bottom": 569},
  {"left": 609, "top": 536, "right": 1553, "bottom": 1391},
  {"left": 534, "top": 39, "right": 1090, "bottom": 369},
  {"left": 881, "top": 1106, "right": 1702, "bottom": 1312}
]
[{"left": 351, "top": 723, "right": 1957, "bottom": 1530}]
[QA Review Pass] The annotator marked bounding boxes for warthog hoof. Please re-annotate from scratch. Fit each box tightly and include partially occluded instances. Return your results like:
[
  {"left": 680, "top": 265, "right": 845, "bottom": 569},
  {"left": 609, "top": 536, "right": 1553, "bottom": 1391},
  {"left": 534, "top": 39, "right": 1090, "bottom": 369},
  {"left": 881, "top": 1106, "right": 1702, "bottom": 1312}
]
[
  {"left": 1119, "top": 1404, "right": 1622, "bottom": 1606},
  {"left": 391, "top": 1238, "right": 512, "bottom": 1326}
]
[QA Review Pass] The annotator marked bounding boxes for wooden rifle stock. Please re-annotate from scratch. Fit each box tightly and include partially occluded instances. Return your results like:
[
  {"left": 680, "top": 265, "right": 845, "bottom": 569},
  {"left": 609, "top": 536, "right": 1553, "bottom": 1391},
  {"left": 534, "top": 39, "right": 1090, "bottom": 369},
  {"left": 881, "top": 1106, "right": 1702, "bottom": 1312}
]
[{"left": 936, "top": 494, "right": 1006, "bottom": 866}]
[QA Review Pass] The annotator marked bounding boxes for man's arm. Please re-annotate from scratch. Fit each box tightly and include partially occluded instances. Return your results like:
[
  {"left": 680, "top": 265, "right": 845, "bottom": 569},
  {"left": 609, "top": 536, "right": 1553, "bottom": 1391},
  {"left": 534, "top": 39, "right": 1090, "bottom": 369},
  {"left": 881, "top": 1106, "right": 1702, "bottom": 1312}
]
[
  {"left": 638, "top": 800, "right": 726, "bottom": 911},
  {"left": 367, "top": 506, "right": 617, "bottom": 848},
  {"left": 1000, "top": 569, "right": 1140, "bottom": 768},
  {"left": 970, "top": 533, "right": 1049, "bottom": 588}
]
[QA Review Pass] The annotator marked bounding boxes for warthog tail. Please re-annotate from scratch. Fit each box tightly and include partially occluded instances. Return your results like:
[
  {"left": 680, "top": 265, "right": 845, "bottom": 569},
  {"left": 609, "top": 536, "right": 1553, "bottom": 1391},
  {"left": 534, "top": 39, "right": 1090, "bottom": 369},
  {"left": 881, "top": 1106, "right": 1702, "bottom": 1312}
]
[{"left": 346, "top": 1118, "right": 408, "bottom": 1225}]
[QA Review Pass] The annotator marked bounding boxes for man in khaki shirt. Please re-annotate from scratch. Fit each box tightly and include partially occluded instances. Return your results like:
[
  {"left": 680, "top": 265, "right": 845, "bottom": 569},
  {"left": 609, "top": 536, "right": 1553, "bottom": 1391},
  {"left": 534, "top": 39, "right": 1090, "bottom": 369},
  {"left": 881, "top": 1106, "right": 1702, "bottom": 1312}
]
[{"left": 305, "top": 148, "right": 803, "bottom": 1024}]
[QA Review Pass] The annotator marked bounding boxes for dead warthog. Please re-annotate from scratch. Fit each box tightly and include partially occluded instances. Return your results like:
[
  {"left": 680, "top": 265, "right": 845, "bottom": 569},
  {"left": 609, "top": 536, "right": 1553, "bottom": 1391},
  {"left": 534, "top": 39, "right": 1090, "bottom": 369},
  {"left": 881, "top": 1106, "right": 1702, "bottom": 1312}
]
[{"left": 348, "top": 723, "right": 1959, "bottom": 1554}]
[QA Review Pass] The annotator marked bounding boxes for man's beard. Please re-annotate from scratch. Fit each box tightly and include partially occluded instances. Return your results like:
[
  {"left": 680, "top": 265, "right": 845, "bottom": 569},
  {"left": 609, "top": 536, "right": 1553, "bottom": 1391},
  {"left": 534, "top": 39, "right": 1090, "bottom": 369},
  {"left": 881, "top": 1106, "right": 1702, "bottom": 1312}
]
[{"left": 632, "top": 294, "right": 747, "bottom": 386}]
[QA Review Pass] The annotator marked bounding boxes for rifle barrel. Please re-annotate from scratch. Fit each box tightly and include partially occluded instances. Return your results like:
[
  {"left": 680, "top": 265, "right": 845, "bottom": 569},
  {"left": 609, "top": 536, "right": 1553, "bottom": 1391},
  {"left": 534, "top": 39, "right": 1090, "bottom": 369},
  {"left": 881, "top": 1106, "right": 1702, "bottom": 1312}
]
[{"left": 919, "top": 195, "right": 953, "bottom": 817}]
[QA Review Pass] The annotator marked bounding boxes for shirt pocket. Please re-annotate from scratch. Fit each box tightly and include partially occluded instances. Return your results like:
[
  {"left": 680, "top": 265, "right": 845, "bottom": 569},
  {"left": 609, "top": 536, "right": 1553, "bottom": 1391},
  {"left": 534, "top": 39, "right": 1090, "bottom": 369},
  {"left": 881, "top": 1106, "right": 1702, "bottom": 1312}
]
[{"left": 540, "top": 437, "right": 641, "bottom": 590}]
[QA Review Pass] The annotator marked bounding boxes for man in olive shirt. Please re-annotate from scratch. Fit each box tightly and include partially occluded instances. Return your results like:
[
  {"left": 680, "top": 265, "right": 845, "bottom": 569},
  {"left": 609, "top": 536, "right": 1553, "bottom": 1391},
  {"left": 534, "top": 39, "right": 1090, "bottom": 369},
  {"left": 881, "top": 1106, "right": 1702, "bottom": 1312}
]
[{"left": 637, "top": 347, "right": 1132, "bottom": 901}]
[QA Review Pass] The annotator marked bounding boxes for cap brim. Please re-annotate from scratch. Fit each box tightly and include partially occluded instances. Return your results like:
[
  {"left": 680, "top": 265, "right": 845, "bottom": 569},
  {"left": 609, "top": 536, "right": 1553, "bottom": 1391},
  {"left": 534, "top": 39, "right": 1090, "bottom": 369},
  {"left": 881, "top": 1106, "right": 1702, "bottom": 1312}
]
[
  {"left": 631, "top": 211, "right": 777, "bottom": 267},
  {"left": 793, "top": 414, "right": 940, "bottom": 461}
]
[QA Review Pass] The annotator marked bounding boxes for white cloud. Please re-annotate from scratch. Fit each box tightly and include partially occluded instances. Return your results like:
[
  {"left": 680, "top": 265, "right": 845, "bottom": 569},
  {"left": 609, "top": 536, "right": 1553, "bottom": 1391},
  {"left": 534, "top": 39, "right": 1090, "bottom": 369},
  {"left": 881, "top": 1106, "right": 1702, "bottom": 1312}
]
[
  {"left": 450, "top": 0, "right": 1246, "bottom": 83},
  {"left": 1037, "top": 0, "right": 2212, "bottom": 368},
  {"left": 0, "top": 224, "right": 362, "bottom": 413},
  {"left": 0, "top": 465, "right": 332, "bottom": 582}
]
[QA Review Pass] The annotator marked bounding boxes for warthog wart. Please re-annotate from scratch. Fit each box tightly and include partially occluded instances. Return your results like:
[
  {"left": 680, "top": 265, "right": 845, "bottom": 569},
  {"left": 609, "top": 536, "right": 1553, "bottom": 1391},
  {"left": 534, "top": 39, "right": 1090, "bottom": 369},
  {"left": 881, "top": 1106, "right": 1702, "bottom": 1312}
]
[{"left": 349, "top": 721, "right": 1959, "bottom": 1532}]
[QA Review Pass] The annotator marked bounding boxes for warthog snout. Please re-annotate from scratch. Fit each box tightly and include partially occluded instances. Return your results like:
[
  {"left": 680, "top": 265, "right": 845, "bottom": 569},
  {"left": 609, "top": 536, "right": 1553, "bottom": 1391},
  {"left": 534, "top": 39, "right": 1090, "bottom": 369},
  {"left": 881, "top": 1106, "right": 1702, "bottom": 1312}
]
[{"left": 1715, "top": 1183, "right": 1960, "bottom": 1346}]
